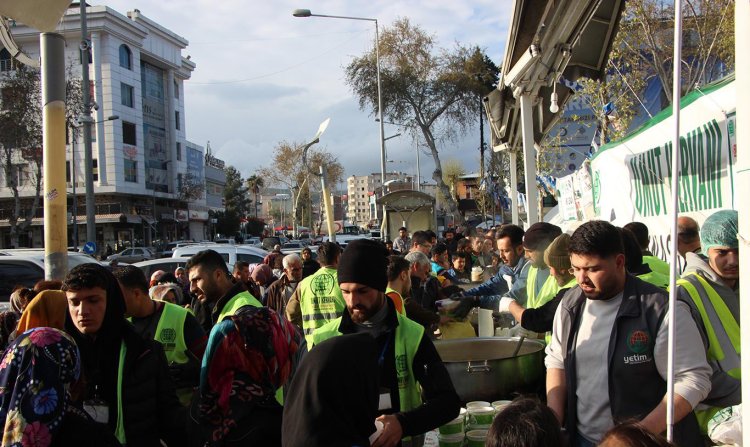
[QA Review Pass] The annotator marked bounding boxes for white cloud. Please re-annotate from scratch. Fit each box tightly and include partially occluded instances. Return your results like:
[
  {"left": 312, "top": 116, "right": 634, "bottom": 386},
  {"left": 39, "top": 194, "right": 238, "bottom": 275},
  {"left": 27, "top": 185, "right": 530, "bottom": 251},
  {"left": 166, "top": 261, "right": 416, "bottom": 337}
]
[{"left": 101, "top": 0, "right": 512, "bottom": 185}]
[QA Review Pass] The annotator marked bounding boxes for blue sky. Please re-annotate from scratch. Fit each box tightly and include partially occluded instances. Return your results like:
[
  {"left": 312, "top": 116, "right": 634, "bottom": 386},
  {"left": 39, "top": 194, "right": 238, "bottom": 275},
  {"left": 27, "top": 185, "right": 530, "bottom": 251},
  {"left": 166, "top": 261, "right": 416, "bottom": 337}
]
[{"left": 102, "top": 0, "right": 512, "bottom": 190}]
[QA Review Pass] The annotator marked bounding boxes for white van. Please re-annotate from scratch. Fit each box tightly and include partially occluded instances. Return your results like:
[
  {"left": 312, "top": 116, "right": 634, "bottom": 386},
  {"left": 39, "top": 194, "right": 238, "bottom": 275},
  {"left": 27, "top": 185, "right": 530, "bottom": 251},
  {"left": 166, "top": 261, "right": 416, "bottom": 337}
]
[{"left": 172, "top": 244, "right": 268, "bottom": 270}]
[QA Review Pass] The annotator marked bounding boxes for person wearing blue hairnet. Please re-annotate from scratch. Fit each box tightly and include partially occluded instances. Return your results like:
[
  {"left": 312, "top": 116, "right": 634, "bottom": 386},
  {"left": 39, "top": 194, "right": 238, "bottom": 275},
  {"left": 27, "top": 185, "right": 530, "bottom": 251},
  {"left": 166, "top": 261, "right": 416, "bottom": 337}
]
[{"left": 675, "top": 209, "right": 740, "bottom": 434}]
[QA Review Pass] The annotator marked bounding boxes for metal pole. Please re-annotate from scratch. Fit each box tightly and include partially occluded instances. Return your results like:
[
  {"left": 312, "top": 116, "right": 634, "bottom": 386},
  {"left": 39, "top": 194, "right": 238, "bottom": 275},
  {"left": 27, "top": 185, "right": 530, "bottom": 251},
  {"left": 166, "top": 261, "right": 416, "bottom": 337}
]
[
  {"left": 510, "top": 151, "right": 519, "bottom": 225},
  {"left": 416, "top": 145, "right": 421, "bottom": 192},
  {"left": 375, "top": 20, "right": 388, "bottom": 241},
  {"left": 320, "top": 166, "right": 336, "bottom": 243},
  {"left": 80, "top": 2, "right": 96, "bottom": 247},
  {"left": 665, "top": 0, "right": 684, "bottom": 440},
  {"left": 736, "top": 1, "right": 750, "bottom": 444},
  {"left": 519, "top": 94, "right": 538, "bottom": 227},
  {"left": 72, "top": 132, "right": 78, "bottom": 248},
  {"left": 41, "top": 32, "right": 68, "bottom": 279}
]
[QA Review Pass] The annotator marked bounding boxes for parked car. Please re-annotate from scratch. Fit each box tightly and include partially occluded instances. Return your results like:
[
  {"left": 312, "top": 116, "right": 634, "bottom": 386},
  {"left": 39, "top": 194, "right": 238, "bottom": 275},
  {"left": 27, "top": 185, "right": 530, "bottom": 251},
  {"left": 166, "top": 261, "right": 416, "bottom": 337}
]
[
  {"left": 133, "top": 257, "right": 192, "bottom": 279},
  {"left": 0, "top": 251, "right": 101, "bottom": 304},
  {"left": 157, "top": 240, "right": 193, "bottom": 258},
  {"left": 108, "top": 247, "right": 154, "bottom": 263},
  {"left": 172, "top": 244, "right": 267, "bottom": 271}
]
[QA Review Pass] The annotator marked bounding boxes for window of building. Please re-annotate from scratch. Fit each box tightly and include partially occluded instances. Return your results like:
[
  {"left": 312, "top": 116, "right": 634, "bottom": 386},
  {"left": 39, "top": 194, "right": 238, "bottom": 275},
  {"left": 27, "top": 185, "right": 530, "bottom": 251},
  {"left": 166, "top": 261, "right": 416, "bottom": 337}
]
[
  {"left": 122, "top": 121, "right": 136, "bottom": 145},
  {"left": 92, "top": 159, "right": 98, "bottom": 182},
  {"left": 5, "top": 164, "right": 29, "bottom": 187},
  {"left": 173, "top": 79, "right": 179, "bottom": 99},
  {"left": 119, "top": 44, "right": 132, "bottom": 70},
  {"left": 66, "top": 161, "right": 71, "bottom": 183},
  {"left": 175, "top": 111, "right": 180, "bottom": 130},
  {"left": 0, "top": 48, "right": 12, "bottom": 72},
  {"left": 124, "top": 159, "right": 137, "bottom": 182},
  {"left": 177, "top": 173, "right": 183, "bottom": 191},
  {"left": 176, "top": 142, "right": 181, "bottom": 161},
  {"left": 121, "top": 83, "right": 134, "bottom": 107}
]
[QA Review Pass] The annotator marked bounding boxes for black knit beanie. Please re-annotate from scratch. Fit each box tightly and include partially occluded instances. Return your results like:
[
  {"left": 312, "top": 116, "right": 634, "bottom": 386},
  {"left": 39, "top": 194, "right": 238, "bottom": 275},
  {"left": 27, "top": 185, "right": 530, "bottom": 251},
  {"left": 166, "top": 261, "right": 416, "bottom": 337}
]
[{"left": 337, "top": 239, "right": 388, "bottom": 292}]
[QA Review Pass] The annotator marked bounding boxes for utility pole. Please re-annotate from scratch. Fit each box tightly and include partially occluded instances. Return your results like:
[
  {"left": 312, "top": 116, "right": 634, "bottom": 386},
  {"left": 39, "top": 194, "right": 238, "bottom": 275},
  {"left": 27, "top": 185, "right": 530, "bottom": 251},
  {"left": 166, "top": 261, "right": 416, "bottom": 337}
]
[{"left": 80, "top": 2, "right": 97, "bottom": 248}]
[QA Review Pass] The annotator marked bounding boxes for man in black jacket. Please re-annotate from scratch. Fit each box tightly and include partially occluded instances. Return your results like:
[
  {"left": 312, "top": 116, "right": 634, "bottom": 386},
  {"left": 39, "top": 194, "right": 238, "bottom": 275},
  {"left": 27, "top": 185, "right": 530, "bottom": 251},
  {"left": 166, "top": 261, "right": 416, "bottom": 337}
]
[
  {"left": 311, "top": 240, "right": 460, "bottom": 446},
  {"left": 62, "top": 263, "right": 185, "bottom": 446}
]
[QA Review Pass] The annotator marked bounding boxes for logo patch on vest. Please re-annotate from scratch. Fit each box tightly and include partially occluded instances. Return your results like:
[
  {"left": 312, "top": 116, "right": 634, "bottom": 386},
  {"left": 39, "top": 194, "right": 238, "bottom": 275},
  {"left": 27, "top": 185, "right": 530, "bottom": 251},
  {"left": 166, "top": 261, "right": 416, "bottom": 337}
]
[
  {"left": 624, "top": 329, "right": 652, "bottom": 365},
  {"left": 159, "top": 328, "right": 177, "bottom": 344},
  {"left": 311, "top": 273, "right": 335, "bottom": 295}
]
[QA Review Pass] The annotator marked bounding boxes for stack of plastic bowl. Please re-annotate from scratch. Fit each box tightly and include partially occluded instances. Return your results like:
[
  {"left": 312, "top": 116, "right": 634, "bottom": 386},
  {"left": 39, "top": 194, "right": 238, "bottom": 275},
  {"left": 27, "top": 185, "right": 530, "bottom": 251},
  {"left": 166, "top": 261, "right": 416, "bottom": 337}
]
[
  {"left": 438, "top": 408, "right": 466, "bottom": 446},
  {"left": 466, "top": 402, "right": 494, "bottom": 432},
  {"left": 491, "top": 400, "right": 512, "bottom": 413},
  {"left": 465, "top": 429, "right": 489, "bottom": 447}
]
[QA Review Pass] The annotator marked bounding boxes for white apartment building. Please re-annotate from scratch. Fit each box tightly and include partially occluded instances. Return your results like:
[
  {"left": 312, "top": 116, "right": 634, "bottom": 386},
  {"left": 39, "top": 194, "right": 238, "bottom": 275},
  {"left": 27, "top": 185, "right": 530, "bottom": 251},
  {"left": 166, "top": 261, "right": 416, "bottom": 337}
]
[
  {"left": 0, "top": 5, "right": 203, "bottom": 249},
  {"left": 346, "top": 172, "right": 413, "bottom": 227}
]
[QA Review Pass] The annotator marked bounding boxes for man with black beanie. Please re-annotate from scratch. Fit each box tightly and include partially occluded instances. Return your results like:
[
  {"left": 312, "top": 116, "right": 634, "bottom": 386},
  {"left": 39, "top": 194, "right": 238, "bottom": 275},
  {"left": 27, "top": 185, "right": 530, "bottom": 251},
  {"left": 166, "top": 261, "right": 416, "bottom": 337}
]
[{"left": 311, "top": 239, "right": 460, "bottom": 447}]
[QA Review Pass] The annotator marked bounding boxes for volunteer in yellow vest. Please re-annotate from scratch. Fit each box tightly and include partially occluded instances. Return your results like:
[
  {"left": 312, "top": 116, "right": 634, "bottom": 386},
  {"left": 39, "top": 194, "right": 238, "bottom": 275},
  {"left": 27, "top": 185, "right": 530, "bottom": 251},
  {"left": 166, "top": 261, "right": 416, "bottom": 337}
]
[
  {"left": 624, "top": 221, "right": 670, "bottom": 276},
  {"left": 114, "top": 265, "right": 207, "bottom": 406},
  {"left": 311, "top": 239, "right": 460, "bottom": 446},
  {"left": 498, "top": 234, "right": 577, "bottom": 338},
  {"left": 620, "top": 228, "right": 670, "bottom": 290},
  {"left": 521, "top": 222, "right": 563, "bottom": 311},
  {"left": 285, "top": 242, "right": 345, "bottom": 346},
  {"left": 675, "top": 209, "right": 741, "bottom": 433},
  {"left": 62, "top": 263, "right": 185, "bottom": 446},
  {"left": 186, "top": 249, "right": 262, "bottom": 329}
]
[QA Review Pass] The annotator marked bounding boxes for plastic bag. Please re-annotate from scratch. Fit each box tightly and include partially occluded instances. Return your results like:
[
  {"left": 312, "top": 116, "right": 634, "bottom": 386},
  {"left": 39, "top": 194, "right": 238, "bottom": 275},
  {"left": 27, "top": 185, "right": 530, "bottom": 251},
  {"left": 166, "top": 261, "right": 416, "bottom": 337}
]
[{"left": 708, "top": 405, "right": 742, "bottom": 447}]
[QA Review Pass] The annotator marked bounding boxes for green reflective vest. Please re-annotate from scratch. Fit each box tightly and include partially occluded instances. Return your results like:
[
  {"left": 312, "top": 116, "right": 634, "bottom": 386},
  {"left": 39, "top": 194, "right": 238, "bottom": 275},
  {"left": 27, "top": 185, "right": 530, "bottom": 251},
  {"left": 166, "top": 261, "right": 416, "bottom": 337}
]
[
  {"left": 638, "top": 270, "right": 670, "bottom": 290},
  {"left": 527, "top": 266, "right": 562, "bottom": 310},
  {"left": 311, "top": 311, "right": 424, "bottom": 414},
  {"left": 385, "top": 287, "right": 406, "bottom": 315},
  {"left": 217, "top": 290, "right": 262, "bottom": 322},
  {"left": 299, "top": 267, "right": 345, "bottom": 346},
  {"left": 643, "top": 255, "right": 670, "bottom": 276},
  {"left": 115, "top": 341, "right": 126, "bottom": 444},
  {"left": 155, "top": 302, "right": 190, "bottom": 365},
  {"left": 676, "top": 273, "right": 741, "bottom": 433}
]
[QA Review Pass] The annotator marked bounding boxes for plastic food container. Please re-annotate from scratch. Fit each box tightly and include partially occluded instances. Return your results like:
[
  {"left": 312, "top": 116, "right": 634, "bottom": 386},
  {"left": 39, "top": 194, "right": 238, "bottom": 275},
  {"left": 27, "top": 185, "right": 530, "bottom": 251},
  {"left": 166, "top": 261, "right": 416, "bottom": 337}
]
[
  {"left": 437, "top": 433, "right": 465, "bottom": 447},
  {"left": 466, "top": 429, "right": 488, "bottom": 447},
  {"left": 467, "top": 406, "right": 495, "bottom": 426}
]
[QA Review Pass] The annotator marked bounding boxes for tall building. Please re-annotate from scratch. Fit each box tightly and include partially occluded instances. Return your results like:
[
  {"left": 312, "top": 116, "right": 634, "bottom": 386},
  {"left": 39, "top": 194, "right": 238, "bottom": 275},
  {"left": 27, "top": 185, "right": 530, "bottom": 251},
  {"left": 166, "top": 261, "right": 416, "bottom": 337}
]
[
  {"left": 0, "top": 5, "right": 202, "bottom": 250},
  {"left": 346, "top": 172, "right": 413, "bottom": 227}
]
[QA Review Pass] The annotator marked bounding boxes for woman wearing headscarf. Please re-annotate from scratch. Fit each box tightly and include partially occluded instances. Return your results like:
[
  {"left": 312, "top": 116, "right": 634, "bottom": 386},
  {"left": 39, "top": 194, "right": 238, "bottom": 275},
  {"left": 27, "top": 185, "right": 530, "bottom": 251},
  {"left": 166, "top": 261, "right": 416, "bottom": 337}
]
[
  {"left": 188, "top": 305, "right": 302, "bottom": 447},
  {"left": 62, "top": 263, "right": 185, "bottom": 446},
  {"left": 282, "top": 333, "right": 380, "bottom": 447},
  {"left": 0, "top": 287, "right": 34, "bottom": 350},
  {"left": 15, "top": 290, "right": 69, "bottom": 334},
  {"left": 0, "top": 327, "right": 120, "bottom": 446},
  {"left": 250, "top": 263, "right": 274, "bottom": 298}
]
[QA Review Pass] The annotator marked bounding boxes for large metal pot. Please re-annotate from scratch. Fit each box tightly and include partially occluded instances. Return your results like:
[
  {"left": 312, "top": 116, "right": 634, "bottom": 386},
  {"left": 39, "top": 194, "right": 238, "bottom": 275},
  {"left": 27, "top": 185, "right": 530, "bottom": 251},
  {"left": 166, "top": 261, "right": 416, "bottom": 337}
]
[{"left": 434, "top": 337, "right": 545, "bottom": 403}]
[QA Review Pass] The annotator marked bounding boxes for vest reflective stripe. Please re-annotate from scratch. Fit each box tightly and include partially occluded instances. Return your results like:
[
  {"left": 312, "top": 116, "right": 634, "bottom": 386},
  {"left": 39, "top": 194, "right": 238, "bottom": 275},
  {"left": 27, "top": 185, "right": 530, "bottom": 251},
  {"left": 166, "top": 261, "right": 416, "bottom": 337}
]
[
  {"left": 643, "top": 256, "right": 670, "bottom": 276},
  {"left": 311, "top": 313, "right": 424, "bottom": 413},
  {"left": 385, "top": 288, "right": 406, "bottom": 315},
  {"left": 154, "top": 302, "right": 189, "bottom": 365},
  {"left": 115, "top": 341, "right": 126, "bottom": 445},
  {"left": 543, "top": 278, "right": 577, "bottom": 344},
  {"left": 299, "top": 267, "right": 345, "bottom": 346},
  {"left": 677, "top": 274, "right": 740, "bottom": 374},
  {"left": 638, "top": 271, "right": 670, "bottom": 290},
  {"left": 527, "top": 266, "right": 561, "bottom": 310},
  {"left": 217, "top": 291, "right": 262, "bottom": 322}
]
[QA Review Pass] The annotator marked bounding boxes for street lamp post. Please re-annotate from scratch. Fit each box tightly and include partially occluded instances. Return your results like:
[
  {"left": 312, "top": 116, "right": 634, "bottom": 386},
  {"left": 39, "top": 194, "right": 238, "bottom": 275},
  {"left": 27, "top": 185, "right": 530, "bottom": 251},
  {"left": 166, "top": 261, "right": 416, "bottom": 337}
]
[{"left": 293, "top": 8, "right": 387, "bottom": 239}]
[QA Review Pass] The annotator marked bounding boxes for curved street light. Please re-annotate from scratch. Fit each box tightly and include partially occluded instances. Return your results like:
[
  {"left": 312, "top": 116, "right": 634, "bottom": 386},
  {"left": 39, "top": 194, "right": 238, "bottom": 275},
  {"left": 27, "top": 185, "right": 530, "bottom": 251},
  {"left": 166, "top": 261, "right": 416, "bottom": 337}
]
[{"left": 293, "top": 8, "right": 387, "bottom": 239}]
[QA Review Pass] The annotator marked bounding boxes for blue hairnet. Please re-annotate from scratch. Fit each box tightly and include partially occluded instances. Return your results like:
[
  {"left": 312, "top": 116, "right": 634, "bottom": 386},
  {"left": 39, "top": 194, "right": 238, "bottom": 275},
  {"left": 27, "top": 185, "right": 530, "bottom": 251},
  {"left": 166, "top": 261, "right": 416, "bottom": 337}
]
[{"left": 700, "top": 209, "right": 738, "bottom": 251}]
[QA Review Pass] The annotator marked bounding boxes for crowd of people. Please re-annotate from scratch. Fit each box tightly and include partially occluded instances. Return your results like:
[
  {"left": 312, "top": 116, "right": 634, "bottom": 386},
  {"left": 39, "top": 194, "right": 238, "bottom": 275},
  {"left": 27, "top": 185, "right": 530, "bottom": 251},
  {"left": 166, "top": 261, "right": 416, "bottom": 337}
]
[{"left": 0, "top": 209, "right": 739, "bottom": 447}]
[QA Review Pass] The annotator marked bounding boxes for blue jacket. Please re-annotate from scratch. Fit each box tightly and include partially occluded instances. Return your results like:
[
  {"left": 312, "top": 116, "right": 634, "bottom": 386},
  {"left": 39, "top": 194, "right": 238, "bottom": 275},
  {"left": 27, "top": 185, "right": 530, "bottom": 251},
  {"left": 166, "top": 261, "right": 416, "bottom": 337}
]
[{"left": 466, "top": 257, "right": 530, "bottom": 309}]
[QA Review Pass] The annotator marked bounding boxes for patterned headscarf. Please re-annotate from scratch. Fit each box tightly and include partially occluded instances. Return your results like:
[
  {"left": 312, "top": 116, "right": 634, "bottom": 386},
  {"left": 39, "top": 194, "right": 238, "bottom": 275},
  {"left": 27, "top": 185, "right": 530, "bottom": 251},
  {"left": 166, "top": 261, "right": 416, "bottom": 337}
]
[
  {"left": 198, "top": 306, "right": 301, "bottom": 444},
  {"left": 0, "top": 327, "right": 80, "bottom": 447}
]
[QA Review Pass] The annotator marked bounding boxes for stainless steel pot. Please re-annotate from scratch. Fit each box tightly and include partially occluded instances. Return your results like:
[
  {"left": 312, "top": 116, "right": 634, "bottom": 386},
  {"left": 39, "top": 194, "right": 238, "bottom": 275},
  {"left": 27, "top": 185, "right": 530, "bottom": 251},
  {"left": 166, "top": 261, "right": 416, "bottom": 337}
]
[{"left": 434, "top": 337, "right": 546, "bottom": 403}]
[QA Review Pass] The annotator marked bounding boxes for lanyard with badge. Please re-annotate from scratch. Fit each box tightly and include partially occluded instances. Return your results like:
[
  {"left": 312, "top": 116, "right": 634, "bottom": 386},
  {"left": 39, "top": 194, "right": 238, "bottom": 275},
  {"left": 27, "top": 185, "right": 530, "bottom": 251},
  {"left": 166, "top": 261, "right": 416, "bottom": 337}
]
[{"left": 377, "top": 330, "right": 394, "bottom": 412}]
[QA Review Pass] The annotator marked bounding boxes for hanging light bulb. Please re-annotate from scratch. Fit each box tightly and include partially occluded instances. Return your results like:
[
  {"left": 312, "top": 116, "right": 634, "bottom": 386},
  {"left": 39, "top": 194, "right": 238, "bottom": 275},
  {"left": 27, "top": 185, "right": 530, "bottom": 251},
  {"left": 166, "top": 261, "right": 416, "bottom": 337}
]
[{"left": 549, "top": 91, "right": 559, "bottom": 113}]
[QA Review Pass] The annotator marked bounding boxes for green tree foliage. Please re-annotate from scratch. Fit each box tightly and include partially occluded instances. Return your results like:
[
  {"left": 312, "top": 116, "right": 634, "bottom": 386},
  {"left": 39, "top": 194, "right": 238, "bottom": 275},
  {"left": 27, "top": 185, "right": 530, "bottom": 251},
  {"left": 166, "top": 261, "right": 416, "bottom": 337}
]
[
  {"left": 217, "top": 166, "right": 250, "bottom": 236},
  {"left": 345, "top": 18, "right": 499, "bottom": 223}
]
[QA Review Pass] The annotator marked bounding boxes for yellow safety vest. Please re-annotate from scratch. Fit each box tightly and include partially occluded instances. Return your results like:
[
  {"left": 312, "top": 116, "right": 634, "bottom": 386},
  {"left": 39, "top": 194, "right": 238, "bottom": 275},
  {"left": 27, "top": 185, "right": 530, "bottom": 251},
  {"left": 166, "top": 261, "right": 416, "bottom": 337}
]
[
  {"left": 299, "top": 267, "right": 345, "bottom": 346},
  {"left": 154, "top": 302, "right": 190, "bottom": 365},
  {"left": 217, "top": 290, "right": 262, "bottom": 322},
  {"left": 676, "top": 273, "right": 741, "bottom": 433},
  {"left": 385, "top": 287, "right": 406, "bottom": 315},
  {"left": 638, "top": 271, "right": 670, "bottom": 290},
  {"left": 527, "top": 266, "right": 562, "bottom": 310},
  {"left": 311, "top": 312, "right": 425, "bottom": 414},
  {"left": 643, "top": 255, "right": 670, "bottom": 276}
]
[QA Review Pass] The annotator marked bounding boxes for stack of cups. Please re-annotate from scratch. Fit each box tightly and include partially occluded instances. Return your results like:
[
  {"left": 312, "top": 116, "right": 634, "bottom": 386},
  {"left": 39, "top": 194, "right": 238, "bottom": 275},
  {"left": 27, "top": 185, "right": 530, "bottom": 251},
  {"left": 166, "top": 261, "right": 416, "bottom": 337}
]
[
  {"left": 465, "top": 429, "right": 489, "bottom": 447},
  {"left": 466, "top": 401, "right": 495, "bottom": 432},
  {"left": 492, "top": 400, "right": 512, "bottom": 413}
]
